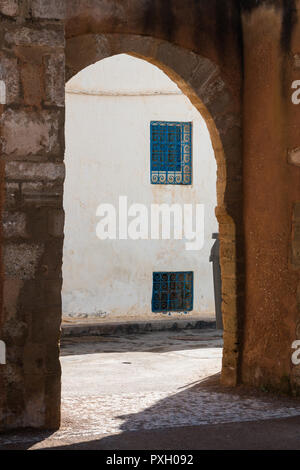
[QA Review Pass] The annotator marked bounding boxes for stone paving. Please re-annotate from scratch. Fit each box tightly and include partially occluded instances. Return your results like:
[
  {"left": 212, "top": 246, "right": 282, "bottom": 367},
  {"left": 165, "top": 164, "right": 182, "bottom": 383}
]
[
  {"left": 1, "top": 329, "right": 300, "bottom": 448},
  {"left": 59, "top": 389, "right": 300, "bottom": 440}
]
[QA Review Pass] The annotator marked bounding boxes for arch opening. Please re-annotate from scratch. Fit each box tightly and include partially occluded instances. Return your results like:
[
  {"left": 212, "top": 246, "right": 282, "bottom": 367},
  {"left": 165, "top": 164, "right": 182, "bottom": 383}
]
[{"left": 64, "top": 33, "right": 243, "bottom": 390}]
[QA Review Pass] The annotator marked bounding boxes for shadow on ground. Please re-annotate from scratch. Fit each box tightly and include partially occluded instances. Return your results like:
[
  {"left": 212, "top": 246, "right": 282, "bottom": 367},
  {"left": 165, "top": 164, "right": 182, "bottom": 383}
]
[
  {"left": 34, "top": 415, "right": 300, "bottom": 450},
  {"left": 60, "top": 329, "right": 223, "bottom": 356},
  {"left": 2, "top": 373, "right": 300, "bottom": 450}
]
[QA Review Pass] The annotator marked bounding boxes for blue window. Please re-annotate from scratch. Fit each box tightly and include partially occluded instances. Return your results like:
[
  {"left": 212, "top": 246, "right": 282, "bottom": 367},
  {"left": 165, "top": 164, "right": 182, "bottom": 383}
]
[
  {"left": 150, "top": 121, "right": 192, "bottom": 185},
  {"left": 152, "top": 271, "right": 193, "bottom": 313}
]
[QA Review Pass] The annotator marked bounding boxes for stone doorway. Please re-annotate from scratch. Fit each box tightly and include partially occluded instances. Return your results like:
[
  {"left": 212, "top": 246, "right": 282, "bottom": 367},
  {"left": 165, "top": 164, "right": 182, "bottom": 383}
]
[{"left": 0, "top": 32, "right": 242, "bottom": 431}]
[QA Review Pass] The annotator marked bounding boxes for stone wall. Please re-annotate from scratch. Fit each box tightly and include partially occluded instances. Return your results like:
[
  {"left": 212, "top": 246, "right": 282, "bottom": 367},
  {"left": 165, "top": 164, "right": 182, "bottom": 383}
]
[
  {"left": 0, "top": 0, "right": 299, "bottom": 431},
  {"left": 241, "top": 0, "right": 300, "bottom": 394},
  {"left": 0, "top": 0, "right": 65, "bottom": 429}
]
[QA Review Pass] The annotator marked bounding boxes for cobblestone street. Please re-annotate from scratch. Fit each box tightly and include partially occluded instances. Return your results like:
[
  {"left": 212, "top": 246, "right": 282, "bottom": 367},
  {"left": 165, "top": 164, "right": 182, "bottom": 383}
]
[{"left": 1, "top": 329, "right": 300, "bottom": 449}]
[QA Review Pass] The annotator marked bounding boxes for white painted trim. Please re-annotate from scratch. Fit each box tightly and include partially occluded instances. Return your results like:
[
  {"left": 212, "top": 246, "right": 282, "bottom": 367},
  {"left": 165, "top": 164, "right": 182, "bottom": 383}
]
[{"left": 65, "top": 88, "right": 183, "bottom": 97}]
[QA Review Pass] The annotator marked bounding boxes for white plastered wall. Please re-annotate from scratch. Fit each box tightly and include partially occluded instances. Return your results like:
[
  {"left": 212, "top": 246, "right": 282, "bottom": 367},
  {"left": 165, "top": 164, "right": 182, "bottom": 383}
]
[{"left": 62, "top": 54, "right": 218, "bottom": 322}]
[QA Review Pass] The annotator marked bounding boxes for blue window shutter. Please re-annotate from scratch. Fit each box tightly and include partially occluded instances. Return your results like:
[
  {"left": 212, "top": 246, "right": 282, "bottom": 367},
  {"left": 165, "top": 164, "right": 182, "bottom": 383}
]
[
  {"left": 152, "top": 271, "right": 194, "bottom": 313},
  {"left": 150, "top": 121, "right": 192, "bottom": 185}
]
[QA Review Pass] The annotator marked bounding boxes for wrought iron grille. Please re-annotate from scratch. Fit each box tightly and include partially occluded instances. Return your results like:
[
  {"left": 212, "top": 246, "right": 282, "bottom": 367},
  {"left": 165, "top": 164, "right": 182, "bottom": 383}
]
[
  {"left": 152, "top": 271, "right": 194, "bottom": 313},
  {"left": 150, "top": 121, "right": 192, "bottom": 185}
]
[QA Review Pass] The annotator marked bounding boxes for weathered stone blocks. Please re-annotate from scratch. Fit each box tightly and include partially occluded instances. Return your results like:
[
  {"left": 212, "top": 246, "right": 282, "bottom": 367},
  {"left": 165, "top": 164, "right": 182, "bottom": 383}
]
[
  {"left": 20, "top": 63, "right": 44, "bottom": 107},
  {"left": 5, "top": 183, "right": 20, "bottom": 209},
  {"left": 24, "top": 374, "right": 46, "bottom": 428},
  {"left": 21, "top": 181, "right": 63, "bottom": 207},
  {"left": 155, "top": 41, "right": 200, "bottom": 84},
  {"left": 5, "top": 26, "right": 64, "bottom": 48},
  {"left": 31, "top": 0, "right": 66, "bottom": 20},
  {"left": 4, "top": 243, "right": 44, "bottom": 280},
  {"left": 0, "top": 56, "right": 20, "bottom": 105},
  {"left": 1, "top": 109, "right": 63, "bottom": 158},
  {"left": 48, "top": 209, "right": 65, "bottom": 238},
  {"left": 0, "top": 0, "right": 18, "bottom": 17},
  {"left": 3, "top": 211, "right": 27, "bottom": 238},
  {"left": 6, "top": 162, "right": 65, "bottom": 181},
  {"left": 2, "top": 280, "right": 24, "bottom": 322},
  {"left": 24, "top": 343, "right": 45, "bottom": 375},
  {"left": 44, "top": 53, "right": 65, "bottom": 107}
]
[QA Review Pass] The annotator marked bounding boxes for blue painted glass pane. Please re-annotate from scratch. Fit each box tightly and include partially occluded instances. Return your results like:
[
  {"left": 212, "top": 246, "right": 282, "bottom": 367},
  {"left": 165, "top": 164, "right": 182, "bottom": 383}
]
[
  {"left": 150, "top": 121, "right": 192, "bottom": 185},
  {"left": 152, "top": 272, "right": 193, "bottom": 313}
]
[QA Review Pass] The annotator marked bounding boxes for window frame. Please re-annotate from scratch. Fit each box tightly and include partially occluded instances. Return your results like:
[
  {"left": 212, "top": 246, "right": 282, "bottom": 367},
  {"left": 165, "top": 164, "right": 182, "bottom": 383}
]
[
  {"left": 150, "top": 121, "right": 192, "bottom": 185},
  {"left": 151, "top": 271, "right": 194, "bottom": 313}
]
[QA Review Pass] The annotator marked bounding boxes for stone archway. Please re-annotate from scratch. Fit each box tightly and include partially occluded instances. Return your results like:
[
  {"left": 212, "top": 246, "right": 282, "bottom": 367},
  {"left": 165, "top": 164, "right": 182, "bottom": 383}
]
[
  {"left": 0, "top": 30, "right": 242, "bottom": 431},
  {"left": 66, "top": 33, "right": 243, "bottom": 388},
  {"left": 1, "top": 0, "right": 300, "bottom": 435}
]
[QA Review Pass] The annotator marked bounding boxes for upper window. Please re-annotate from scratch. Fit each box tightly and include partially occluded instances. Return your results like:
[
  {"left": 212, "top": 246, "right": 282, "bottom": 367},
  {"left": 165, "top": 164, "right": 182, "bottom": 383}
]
[{"left": 150, "top": 121, "right": 192, "bottom": 185}]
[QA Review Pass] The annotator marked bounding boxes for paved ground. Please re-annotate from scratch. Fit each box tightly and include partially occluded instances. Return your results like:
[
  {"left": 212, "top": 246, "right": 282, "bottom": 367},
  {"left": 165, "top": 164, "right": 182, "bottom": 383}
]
[{"left": 1, "top": 328, "right": 300, "bottom": 450}]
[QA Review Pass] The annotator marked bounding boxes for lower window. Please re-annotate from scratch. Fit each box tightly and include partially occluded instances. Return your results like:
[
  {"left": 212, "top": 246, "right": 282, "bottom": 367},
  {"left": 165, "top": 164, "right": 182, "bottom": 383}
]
[{"left": 152, "top": 271, "right": 193, "bottom": 313}]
